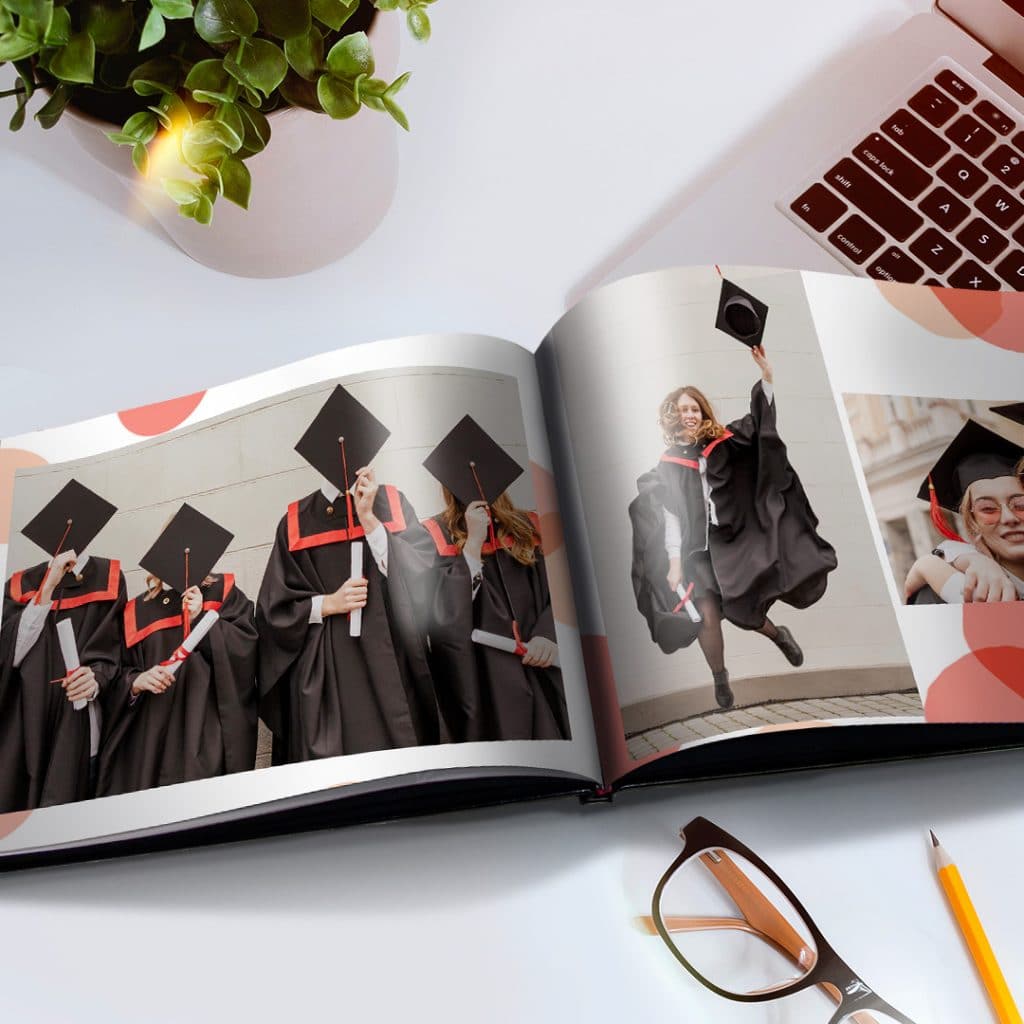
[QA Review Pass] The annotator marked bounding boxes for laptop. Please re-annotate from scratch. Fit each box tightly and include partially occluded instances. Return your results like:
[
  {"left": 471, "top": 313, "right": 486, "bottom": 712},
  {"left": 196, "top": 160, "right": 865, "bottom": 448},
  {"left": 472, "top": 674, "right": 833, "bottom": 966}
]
[{"left": 583, "top": 1, "right": 1024, "bottom": 295}]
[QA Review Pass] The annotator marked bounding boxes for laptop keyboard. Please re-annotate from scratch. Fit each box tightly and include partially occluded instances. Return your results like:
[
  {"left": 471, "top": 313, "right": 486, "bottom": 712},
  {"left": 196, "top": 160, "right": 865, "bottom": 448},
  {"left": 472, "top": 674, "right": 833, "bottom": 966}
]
[{"left": 779, "top": 60, "right": 1024, "bottom": 291}]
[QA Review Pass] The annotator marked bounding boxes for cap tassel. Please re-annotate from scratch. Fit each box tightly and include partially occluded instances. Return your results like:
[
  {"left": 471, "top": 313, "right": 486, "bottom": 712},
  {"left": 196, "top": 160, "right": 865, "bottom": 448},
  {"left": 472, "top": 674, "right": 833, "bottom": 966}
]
[
  {"left": 38, "top": 518, "right": 74, "bottom": 610},
  {"left": 339, "top": 437, "right": 355, "bottom": 538},
  {"left": 181, "top": 548, "right": 192, "bottom": 641},
  {"left": 928, "top": 477, "right": 963, "bottom": 542}
]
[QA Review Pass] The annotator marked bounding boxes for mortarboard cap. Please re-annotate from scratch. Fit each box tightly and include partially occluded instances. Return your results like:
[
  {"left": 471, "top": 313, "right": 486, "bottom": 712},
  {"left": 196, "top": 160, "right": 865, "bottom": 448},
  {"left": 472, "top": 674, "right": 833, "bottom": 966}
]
[
  {"left": 21, "top": 478, "right": 117, "bottom": 559},
  {"left": 714, "top": 278, "right": 769, "bottom": 348},
  {"left": 294, "top": 385, "right": 391, "bottom": 493},
  {"left": 422, "top": 414, "right": 525, "bottom": 506},
  {"left": 139, "top": 503, "right": 233, "bottom": 593},
  {"left": 917, "top": 419, "right": 1024, "bottom": 512},
  {"left": 991, "top": 402, "right": 1024, "bottom": 427}
]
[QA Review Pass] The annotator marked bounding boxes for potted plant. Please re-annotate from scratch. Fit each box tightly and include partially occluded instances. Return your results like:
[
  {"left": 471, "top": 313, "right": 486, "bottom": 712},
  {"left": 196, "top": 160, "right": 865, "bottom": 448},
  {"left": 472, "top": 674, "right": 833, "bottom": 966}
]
[{"left": 0, "top": 0, "right": 439, "bottom": 276}]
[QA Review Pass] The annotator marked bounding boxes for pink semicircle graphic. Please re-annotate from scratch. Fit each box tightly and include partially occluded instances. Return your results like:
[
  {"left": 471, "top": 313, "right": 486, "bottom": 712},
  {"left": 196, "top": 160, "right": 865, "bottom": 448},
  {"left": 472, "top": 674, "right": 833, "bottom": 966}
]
[
  {"left": 0, "top": 810, "right": 31, "bottom": 841},
  {"left": 118, "top": 391, "right": 206, "bottom": 436},
  {"left": 0, "top": 449, "right": 48, "bottom": 544}
]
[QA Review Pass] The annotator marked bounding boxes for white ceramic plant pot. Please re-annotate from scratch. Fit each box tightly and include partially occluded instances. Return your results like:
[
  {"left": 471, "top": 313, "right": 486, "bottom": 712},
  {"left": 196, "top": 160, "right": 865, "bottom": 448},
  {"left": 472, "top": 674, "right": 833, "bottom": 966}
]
[{"left": 59, "top": 14, "right": 400, "bottom": 278}]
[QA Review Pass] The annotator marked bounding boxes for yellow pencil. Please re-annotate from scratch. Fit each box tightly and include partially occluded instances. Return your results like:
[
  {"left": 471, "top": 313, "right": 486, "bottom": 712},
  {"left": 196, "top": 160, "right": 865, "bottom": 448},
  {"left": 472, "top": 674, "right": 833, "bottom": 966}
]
[{"left": 930, "top": 830, "right": 1022, "bottom": 1024}]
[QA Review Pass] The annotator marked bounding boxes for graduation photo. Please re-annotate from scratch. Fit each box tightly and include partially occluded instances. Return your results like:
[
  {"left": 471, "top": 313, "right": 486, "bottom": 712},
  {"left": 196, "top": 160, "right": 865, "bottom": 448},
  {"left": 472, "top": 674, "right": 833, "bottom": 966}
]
[
  {"left": 0, "top": 363, "right": 572, "bottom": 813},
  {"left": 543, "top": 266, "right": 919, "bottom": 761},
  {"left": 842, "top": 396, "right": 1024, "bottom": 607}
]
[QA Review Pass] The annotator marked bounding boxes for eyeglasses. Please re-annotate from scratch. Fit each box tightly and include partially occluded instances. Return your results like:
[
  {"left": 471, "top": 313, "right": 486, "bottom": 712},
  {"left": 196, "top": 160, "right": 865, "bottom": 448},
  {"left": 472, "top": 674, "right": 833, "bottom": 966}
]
[
  {"left": 639, "top": 817, "right": 918, "bottom": 1024},
  {"left": 972, "top": 495, "right": 1024, "bottom": 525}
]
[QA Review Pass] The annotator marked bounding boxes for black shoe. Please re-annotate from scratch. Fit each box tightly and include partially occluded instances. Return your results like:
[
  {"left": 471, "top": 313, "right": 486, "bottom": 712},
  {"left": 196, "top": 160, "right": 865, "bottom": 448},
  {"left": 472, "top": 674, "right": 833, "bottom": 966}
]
[
  {"left": 772, "top": 625, "right": 804, "bottom": 667},
  {"left": 713, "top": 669, "right": 734, "bottom": 709}
]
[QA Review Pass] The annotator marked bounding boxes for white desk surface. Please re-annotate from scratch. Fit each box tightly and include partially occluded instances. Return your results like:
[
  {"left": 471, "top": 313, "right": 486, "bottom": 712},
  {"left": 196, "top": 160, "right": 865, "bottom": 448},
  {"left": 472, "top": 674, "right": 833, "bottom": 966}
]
[{"left": 3, "top": 2, "right": 1022, "bottom": 1021}]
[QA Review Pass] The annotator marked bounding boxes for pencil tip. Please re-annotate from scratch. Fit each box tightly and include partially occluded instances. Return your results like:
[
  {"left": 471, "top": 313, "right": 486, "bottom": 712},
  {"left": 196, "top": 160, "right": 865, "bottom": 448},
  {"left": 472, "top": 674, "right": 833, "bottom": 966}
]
[{"left": 929, "top": 828, "right": 939, "bottom": 847}]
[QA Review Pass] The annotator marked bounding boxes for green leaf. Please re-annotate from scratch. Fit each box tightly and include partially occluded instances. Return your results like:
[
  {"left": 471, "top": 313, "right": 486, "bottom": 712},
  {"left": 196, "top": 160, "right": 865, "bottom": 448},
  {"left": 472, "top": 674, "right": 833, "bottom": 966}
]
[
  {"left": 250, "top": 0, "right": 309, "bottom": 40},
  {"left": 310, "top": 0, "right": 356, "bottom": 31},
  {"left": 139, "top": 8, "right": 165, "bottom": 49},
  {"left": 374, "top": 0, "right": 399, "bottom": 10},
  {"left": 82, "top": 2, "right": 134, "bottom": 52},
  {"left": 181, "top": 117, "right": 241, "bottom": 165},
  {"left": 193, "top": 0, "right": 257, "bottom": 44},
  {"left": 123, "top": 109, "right": 159, "bottom": 142},
  {"left": 131, "top": 141, "right": 149, "bottom": 175},
  {"left": 149, "top": 91, "right": 191, "bottom": 129},
  {"left": 215, "top": 100, "right": 244, "bottom": 140},
  {"left": 44, "top": 5, "right": 71, "bottom": 46},
  {"left": 283, "top": 24, "right": 321, "bottom": 80},
  {"left": 0, "top": 9, "right": 14, "bottom": 32},
  {"left": 9, "top": 89, "right": 27, "bottom": 130},
  {"left": 325, "top": 30, "right": 372, "bottom": 78},
  {"left": 223, "top": 36, "right": 287, "bottom": 97},
  {"left": 382, "top": 94, "right": 407, "bottom": 130},
  {"left": 34, "top": 81, "right": 70, "bottom": 128},
  {"left": 0, "top": 29, "right": 40, "bottom": 61},
  {"left": 152, "top": 0, "right": 194, "bottom": 17},
  {"left": 185, "top": 57, "right": 235, "bottom": 102},
  {"left": 316, "top": 73, "right": 358, "bottom": 119},
  {"left": 195, "top": 160, "right": 223, "bottom": 193},
  {"left": 385, "top": 70, "right": 409, "bottom": 96},
  {"left": 4, "top": 0, "right": 49, "bottom": 18},
  {"left": 50, "top": 32, "right": 95, "bottom": 84},
  {"left": 406, "top": 5, "right": 429, "bottom": 41},
  {"left": 219, "top": 155, "right": 250, "bottom": 208},
  {"left": 163, "top": 177, "right": 202, "bottom": 205},
  {"left": 236, "top": 101, "right": 270, "bottom": 153},
  {"left": 191, "top": 193, "right": 214, "bottom": 224},
  {"left": 278, "top": 71, "right": 320, "bottom": 111}
]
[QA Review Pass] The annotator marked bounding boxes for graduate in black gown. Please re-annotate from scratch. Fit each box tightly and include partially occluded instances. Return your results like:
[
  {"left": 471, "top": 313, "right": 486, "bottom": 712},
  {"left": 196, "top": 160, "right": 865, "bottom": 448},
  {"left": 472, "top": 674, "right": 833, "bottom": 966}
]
[
  {"left": 418, "top": 415, "right": 570, "bottom": 742},
  {"left": 97, "top": 505, "right": 258, "bottom": 796},
  {"left": 631, "top": 280, "right": 837, "bottom": 709},
  {"left": 905, "top": 417, "right": 1024, "bottom": 606},
  {"left": 257, "top": 385, "right": 439, "bottom": 763},
  {"left": 0, "top": 480, "right": 125, "bottom": 811}
]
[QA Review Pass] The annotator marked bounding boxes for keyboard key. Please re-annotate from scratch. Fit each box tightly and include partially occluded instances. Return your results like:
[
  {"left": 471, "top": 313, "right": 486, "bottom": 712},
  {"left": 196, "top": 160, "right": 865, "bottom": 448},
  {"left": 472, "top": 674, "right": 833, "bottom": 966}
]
[
  {"left": 948, "top": 260, "right": 1000, "bottom": 290},
  {"left": 944, "top": 114, "right": 995, "bottom": 157},
  {"left": 919, "top": 186, "right": 970, "bottom": 231},
  {"left": 956, "top": 217, "right": 1008, "bottom": 263},
  {"left": 994, "top": 250, "right": 1024, "bottom": 290},
  {"left": 882, "top": 109, "right": 950, "bottom": 167},
  {"left": 828, "top": 214, "right": 884, "bottom": 265},
  {"left": 824, "top": 158, "right": 923, "bottom": 241},
  {"left": 790, "top": 183, "right": 847, "bottom": 231},
  {"left": 910, "top": 228, "right": 962, "bottom": 274},
  {"left": 936, "top": 69, "right": 977, "bottom": 104},
  {"left": 853, "top": 132, "right": 932, "bottom": 199},
  {"left": 1014, "top": 131, "right": 1024, "bottom": 155},
  {"left": 923, "top": 278, "right": 942, "bottom": 286},
  {"left": 865, "top": 246, "right": 924, "bottom": 283},
  {"left": 976, "top": 185, "right": 1024, "bottom": 231},
  {"left": 909, "top": 84, "right": 958, "bottom": 127},
  {"left": 982, "top": 145, "right": 1024, "bottom": 189},
  {"left": 974, "top": 100, "right": 1015, "bottom": 136},
  {"left": 937, "top": 153, "right": 988, "bottom": 197}
]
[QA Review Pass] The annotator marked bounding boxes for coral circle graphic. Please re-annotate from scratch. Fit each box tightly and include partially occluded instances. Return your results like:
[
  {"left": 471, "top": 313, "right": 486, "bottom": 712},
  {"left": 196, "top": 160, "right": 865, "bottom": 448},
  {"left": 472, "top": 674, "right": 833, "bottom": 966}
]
[
  {"left": 0, "top": 810, "right": 31, "bottom": 841},
  {"left": 875, "top": 282, "right": 1024, "bottom": 354},
  {"left": 0, "top": 449, "right": 48, "bottom": 544},
  {"left": 118, "top": 391, "right": 206, "bottom": 436}
]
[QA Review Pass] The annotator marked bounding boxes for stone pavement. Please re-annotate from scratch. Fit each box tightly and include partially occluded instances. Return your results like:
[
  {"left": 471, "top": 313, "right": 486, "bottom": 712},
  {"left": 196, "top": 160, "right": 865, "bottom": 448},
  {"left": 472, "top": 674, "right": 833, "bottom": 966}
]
[{"left": 626, "top": 690, "right": 924, "bottom": 761}]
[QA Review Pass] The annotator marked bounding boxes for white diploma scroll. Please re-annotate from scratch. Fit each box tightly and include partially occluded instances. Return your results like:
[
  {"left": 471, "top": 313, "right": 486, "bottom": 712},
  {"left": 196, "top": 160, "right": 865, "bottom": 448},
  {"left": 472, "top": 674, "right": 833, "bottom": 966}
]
[
  {"left": 163, "top": 610, "right": 220, "bottom": 676},
  {"left": 470, "top": 628, "right": 561, "bottom": 669},
  {"left": 676, "top": 585, "right": 702, "bottom": 624},
  {"left": 56, "top": 618, "right": 87, "bottom": 710},
  {"left": 349, "top": 541, "right": 363, "bottom": 638}
]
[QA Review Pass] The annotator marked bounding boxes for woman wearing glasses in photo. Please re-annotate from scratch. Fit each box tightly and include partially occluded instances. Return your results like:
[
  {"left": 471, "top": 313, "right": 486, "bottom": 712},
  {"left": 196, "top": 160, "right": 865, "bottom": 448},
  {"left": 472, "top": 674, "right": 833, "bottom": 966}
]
[
  {"left": 649, "top": 346, "right": 837, "bottom": 709},
  {"left": 905, "top": 421, "right": 1024, "bottom": 605}
]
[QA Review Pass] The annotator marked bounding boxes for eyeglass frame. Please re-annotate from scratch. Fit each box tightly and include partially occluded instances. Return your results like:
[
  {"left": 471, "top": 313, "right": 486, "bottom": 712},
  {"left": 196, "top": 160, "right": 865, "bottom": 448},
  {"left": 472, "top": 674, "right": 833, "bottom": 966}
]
[{"left": 646, "top": 816, "right": 918, "bottom": 1024}]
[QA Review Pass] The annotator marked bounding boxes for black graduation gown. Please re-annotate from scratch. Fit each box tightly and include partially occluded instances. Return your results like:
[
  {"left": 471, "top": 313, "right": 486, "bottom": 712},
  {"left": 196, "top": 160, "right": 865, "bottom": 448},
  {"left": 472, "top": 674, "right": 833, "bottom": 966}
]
[
  {"left": 0, "top": 557, "right": 126, "bottom": 812},
  {"left": 418, "top": 514, "right": 571, "bottom": 743},
  {"left": 96, "top": 575, "right": 258, "bottom": 797},
  {"left": 256, "top": 485, "right": 439, "bottom": 763},
  {"left": 635, "top": 382, "right": 837, "bottom": 636}
]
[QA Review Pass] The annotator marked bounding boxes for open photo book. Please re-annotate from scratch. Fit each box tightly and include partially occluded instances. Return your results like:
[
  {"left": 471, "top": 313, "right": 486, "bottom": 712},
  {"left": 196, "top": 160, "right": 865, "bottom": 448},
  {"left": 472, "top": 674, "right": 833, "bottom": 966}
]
[{"left": 1, "top": 264, "right": 1021, "bottom": 870}]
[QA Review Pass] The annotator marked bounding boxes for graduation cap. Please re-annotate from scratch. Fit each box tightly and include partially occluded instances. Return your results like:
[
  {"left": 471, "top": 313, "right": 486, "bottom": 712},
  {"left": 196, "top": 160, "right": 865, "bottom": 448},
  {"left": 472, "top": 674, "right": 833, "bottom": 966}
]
[
  {"left": 917, "top": 419, "right": 1024, "bottom": 540},
  {"left": 21, "top": 478, "right": 117, "bottom": 559},
  {"left": 422, "top": 414, "right": 525, "bottom": 507},
  {"left": 714, "top": 278, "right": 769, "bottom": 348},
  {"left": 991, "top": 402, "right": 1024, "bottom": 426},
  {"left": 139, "top": 503, "right": 233, "bottom": 594},
  {"left": 294, "top": 385, "right": 391, "bottom": 497}
]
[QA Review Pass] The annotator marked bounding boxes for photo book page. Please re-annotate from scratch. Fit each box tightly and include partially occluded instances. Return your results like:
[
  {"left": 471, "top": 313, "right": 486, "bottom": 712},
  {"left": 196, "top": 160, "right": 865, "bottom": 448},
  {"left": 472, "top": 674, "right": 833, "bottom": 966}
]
[{"left": 0, "top": 333, "right": 600, "bottom": 860}]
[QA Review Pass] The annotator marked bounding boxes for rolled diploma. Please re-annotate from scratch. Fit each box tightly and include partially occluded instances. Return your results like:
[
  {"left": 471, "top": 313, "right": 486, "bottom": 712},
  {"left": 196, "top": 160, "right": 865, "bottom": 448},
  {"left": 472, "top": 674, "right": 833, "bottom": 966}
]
[
  {"left": 471, "top": 628, "right": 561, "bottom": 669},
  {"left": 164, "top": 610, "right": 220, "bottom": 676},
  {"left": 56, "top": 618, "right": 87, "bottom": 710},
  {"left": 349, "top": 541, "right": 363, "bottom": 638},
  {"left": 676, "top": 585, "right": 702, "bottom": 624}
]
